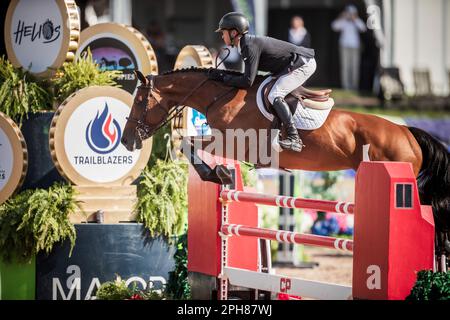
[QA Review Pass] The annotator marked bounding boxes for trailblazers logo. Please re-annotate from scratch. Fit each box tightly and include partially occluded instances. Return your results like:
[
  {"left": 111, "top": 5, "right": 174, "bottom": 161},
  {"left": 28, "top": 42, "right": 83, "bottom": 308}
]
[{"left": 85, "top": 103, "right": 122, "bottom": 154}]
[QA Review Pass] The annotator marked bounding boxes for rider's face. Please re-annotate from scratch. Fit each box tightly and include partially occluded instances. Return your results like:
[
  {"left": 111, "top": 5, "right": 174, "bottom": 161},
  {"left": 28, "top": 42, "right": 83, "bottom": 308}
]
[{"left": 221, "top": 30, "right": 231, "bottom": 46}]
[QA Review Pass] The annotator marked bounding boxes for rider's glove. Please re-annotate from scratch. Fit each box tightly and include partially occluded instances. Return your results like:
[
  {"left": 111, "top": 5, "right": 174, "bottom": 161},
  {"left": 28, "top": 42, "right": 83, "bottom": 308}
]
[{"left": 207, "top": 69, "right": 225, "bottom": 82}]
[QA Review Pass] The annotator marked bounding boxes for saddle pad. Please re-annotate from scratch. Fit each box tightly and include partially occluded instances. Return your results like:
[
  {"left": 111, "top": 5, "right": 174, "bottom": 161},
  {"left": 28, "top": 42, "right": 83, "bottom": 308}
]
[{"left": 256, "top": 76, "right": 333, "bottom": 130}]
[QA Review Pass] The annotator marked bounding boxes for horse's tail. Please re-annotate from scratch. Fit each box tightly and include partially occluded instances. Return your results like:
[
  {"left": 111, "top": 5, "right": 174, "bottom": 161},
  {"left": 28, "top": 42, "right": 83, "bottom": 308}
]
[{"left": 408, "top": 126, "right": 450, "bottom": 232}]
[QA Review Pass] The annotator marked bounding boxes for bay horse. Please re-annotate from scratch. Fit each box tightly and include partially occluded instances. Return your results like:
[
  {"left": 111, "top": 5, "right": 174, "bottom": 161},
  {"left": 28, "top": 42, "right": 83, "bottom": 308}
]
[{"left": 121, "top": 68, "right": 450, "bottom": 266}]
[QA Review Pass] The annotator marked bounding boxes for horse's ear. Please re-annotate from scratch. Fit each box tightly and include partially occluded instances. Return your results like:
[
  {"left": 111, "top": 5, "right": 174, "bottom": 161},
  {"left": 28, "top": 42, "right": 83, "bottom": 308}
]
[{"left": 134, "top": 70, "right": 148, "bottom": 85}]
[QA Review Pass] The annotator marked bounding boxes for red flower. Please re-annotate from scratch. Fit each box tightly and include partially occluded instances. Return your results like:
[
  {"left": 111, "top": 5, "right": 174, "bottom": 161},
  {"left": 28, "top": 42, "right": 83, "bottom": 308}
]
[{"left": 129, "top": 294, "right": 144, "bottom": 300}]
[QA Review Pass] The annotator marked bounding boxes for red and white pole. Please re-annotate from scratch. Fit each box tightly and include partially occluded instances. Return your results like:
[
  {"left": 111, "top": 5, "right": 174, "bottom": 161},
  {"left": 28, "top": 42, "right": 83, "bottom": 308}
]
[
  {"left": 220, "top": 190, "right": 354, "bottom": 214},
  {"left": 221, "top": 223, "right": 353, "bottom": 252}
]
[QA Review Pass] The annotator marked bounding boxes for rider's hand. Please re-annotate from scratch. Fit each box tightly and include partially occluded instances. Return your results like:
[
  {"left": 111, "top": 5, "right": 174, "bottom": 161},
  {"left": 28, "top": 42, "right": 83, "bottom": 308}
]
[{"left": 208, "top": 69, "right": 225, "bottom": 82}]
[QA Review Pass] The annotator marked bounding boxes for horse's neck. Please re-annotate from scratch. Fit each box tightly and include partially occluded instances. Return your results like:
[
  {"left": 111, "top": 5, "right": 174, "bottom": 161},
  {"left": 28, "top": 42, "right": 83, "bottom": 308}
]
[
  {"left": 157, "top": 72, "right": 266, "bottom": 131},
  {"left": 157, "top": 72, "right": 225, "bottom": 115}
]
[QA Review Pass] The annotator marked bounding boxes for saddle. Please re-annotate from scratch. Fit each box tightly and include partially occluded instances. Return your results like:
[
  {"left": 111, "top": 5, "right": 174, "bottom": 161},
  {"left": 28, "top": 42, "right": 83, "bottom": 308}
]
[{"left": 261, "top": 78, "right": 333, "bottom": 116}]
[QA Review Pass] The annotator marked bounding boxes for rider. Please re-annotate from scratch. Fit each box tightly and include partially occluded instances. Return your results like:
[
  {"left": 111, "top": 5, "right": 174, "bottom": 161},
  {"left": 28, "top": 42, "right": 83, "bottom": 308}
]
[{"left": 209, "top": 12, "right": 316, "bottom": 152}]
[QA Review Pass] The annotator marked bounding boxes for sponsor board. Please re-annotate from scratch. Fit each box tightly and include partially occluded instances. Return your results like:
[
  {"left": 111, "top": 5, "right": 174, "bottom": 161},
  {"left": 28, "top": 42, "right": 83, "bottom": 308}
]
[
  {"left": 77, "top": 23, "right": 158, "bottom": 95},
  {"left": 0, "top": 112, "right": 27, "bottom": 204},
  {"left": 50, "top": 86, "right": 152, "bottom": 185},
  {"left": 4, "top": 0, "right": 80, "bottom": 77}
]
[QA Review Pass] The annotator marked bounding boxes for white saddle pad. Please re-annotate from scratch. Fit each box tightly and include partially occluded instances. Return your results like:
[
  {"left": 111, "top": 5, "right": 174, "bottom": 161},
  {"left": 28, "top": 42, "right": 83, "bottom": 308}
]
[{"left": 256, "top": 76, "right": 334, "bottom": 130}]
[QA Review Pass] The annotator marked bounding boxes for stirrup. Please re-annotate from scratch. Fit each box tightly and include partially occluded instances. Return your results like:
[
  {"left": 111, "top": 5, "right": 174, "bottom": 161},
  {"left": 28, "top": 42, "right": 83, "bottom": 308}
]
[{"left": 279, "top": 138, "right": 304, "bottom": 152}]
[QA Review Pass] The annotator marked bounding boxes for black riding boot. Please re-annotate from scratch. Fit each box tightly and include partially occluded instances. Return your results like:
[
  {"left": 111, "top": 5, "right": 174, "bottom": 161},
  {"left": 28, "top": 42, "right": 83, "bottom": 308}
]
[{"left": 272, "top": 97, "right": 304, "bottom": 152}]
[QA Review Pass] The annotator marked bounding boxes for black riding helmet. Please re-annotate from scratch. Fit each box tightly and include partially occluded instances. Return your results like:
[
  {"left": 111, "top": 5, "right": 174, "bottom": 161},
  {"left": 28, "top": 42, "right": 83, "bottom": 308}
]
[{"left": 215, "top": 12, "right": 249, "bottom": 35}]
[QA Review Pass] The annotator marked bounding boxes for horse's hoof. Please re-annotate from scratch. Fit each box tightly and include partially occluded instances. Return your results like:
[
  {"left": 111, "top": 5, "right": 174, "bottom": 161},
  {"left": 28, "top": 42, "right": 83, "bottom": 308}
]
[{"left": 214, "top": 165, "right": 233, "bottom": 185}]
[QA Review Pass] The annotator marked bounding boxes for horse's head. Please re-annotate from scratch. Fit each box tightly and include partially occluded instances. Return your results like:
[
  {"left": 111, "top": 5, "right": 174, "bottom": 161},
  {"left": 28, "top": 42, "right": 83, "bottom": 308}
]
[{"left": 121, "top": 70, "right": 168, "bottom": 151}]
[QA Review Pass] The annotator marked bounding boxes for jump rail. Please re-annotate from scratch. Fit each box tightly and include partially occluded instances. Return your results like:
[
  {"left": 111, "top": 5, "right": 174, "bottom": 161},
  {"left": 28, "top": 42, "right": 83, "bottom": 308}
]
[
  {"left": 220, "top": 190, "right": 354, "bottom": 214},
  {"left": 221, "top": 223, "right": 353, "bottom": 252}
]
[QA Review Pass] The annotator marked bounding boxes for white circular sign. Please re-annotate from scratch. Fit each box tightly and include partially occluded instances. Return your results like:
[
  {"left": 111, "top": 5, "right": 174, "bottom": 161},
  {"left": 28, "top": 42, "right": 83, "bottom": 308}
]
[
  {"left": 50, "top": 86, "right": 152, "bottom": 186},
  {"left": 0, "top": 129, "right": 14, "bottom": 190},
  {"left": 10, "top": 0, "right": 63, "bottom": 73},
  {"left": 0, "top": 112, "right": 27, "bottom": 204},
  {"left": 5, "top": 0, "right": 80, "bottom": 77},
  {"left": 77, "top": 23, "right": 158, "bottom": 95},
  {"left": 64, "top": 96, "right": 141, "bottom": 183}
]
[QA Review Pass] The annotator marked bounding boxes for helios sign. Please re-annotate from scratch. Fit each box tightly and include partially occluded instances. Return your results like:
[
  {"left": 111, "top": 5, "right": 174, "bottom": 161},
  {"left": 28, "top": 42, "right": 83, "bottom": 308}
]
[
  {"left": 49, "top": 86, "right": 152, "bottom": 186},
  {"left": 4, "top": 0, "right": 80, "bottom": 77}
]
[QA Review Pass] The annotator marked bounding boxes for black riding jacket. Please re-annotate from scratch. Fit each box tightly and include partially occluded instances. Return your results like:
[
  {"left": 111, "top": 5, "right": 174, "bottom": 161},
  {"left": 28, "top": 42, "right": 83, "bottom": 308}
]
[{"left": 222, "top": 34, "right": 315, "bottom": 88}]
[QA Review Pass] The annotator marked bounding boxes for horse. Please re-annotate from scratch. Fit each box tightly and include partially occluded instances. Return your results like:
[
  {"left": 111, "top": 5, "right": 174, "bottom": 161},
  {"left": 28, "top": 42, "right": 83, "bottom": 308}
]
[{"left": 121, "top": 68, "right": 450, "bottom": 268}]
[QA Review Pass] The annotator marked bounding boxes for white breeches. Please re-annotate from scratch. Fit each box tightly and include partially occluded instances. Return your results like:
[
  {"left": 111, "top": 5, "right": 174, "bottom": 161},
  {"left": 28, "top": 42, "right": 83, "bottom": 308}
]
[{"left": 268, "top": 57, "right": 317, "bottom": 104}]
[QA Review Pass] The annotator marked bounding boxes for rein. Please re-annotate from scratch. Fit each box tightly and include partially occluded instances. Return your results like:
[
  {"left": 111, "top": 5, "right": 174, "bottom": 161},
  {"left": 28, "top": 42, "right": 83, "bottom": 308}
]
[
  {"left": 127, "top": 74, "right": 208, "bottom": 140},
  {"left": 128, "top": 73, "right": 236, "bottom": 141}
]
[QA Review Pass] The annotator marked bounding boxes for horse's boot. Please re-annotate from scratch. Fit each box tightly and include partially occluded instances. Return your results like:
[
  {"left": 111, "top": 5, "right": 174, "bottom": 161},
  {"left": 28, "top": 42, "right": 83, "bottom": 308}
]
[{"left": 272, "top": 97, "right": 304, "bottom": 152}]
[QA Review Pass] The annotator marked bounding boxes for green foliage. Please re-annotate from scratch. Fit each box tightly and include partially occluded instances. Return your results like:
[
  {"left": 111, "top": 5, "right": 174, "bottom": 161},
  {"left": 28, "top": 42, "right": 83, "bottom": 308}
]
[
  {"left": 135, "top": 159, "right": 188, "bottom": 237},
  {"left": 406, "top": 270, "right": 450, "bottom": 300},
  {"left": 52, "top": 49, "right": 121, "bottom": 104},
  {"left": 305, "top": 171, "right": 341, "bottom": 200},
  {"left": 166, "top": 233, "right": 191, "bottom": 299},
  {"left": 0, "top": 183, "right": 78, "bottom": 263},
  {"left": 240, "top": 162, "right": 257, "bottom": 187},
  {"left": 148, "top": 124, "right": 173, "bottom": 167},
  {"left": 96, "top": 277, "right": 134, "bottom": 300},
  {"left": 0, "top": 56, "right": 52, "bottom": 123},
  {"left": 96, "top": 276, "right": 165, "bottom": 300}
]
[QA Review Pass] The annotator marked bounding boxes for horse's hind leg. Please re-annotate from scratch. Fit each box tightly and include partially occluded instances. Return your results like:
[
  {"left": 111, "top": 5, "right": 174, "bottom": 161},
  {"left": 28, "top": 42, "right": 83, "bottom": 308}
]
[{"left": 181, "top": 137, "right": 233, "bottom": 185}]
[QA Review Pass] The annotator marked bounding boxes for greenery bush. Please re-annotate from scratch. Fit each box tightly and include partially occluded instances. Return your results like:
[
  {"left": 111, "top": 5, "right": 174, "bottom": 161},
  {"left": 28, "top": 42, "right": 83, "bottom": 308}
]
[
  {"left": 96, "top": 276, "right": 165, "bottom": 300},
  {"left": 135, "top": 159, "right": 188, "bottom": 238},
  {"left": 52, "top": 49, "right": 121, "bottom": 104},
  {"left": 0, "top": 183, "right": 79, "bottom": 263},
  {"left": 166, "top": 233, "right": 191, "bottom": 299},
  {"left": 0, "top": 51, "right": 121, "bottom": 125},
  {"left": 0, "top": 56, "right": 52, "bottom": 123},
  {"left": 406, "top": 270, "right": 450, "bottom": 300}
]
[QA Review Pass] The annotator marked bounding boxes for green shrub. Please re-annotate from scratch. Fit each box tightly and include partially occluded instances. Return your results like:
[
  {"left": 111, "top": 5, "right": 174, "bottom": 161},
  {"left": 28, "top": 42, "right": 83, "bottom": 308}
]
[
  {"left": 96, "top": 277, "right": 133, "bottom": 300},
  {"left": 96, "top": 276, "right": 165, "bottom": 300},
  {"left": 0, "top": 56, "right": 52, "bottom": 123},
  {"left": 0, "top": 183, "right": 78, "bottom": 263},
  {"left": 166, "top": 233, "right": 191, "bottom": 299},
  {"left": 406, "top": 270, "right": 450, "bottom": 300},
  {"left": 135, "top": 159, "right": 188, "bottom": 237},
  {"left": 52, "top": 49, "right": 121, "bottom": 104}
]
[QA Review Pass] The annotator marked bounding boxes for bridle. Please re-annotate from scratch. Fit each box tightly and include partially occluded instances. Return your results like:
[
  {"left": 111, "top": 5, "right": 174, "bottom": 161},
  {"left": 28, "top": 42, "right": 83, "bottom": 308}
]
[
  {"left": 127, "top": 72, "right": 235, "bottom": 141},
  {"left": 127, "top": 74, "right": 208, "bottom": 141}
]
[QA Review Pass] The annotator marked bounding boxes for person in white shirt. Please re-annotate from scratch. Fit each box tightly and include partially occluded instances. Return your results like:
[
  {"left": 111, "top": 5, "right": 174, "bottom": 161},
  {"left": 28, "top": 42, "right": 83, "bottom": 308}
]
[
  {"left": 288, "top": 16, "right": 311, "bottom": 48},
  {"left": 331, "top": 5, "right": 367, "bottom": 90}
]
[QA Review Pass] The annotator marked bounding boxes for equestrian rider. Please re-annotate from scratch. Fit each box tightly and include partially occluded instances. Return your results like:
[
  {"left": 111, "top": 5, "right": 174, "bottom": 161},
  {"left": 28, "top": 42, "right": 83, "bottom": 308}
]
[{"left": 209, "top": 12, "right": 316, "bottom": 153}]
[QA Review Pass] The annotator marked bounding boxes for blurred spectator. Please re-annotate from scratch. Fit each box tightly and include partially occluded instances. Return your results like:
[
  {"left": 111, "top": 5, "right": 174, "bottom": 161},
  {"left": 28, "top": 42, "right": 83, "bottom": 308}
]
[
  {"left": 331, "top": 5, "right": 367, "bottom": 90},
  {"left": 146, "top": 20, "right": 166, "bottom": 51},
  {"left": 288, "top": 16, "right": 311, "bottom": 48},
  {"left": 145, "top": 20, "right": 172, "bottom": 72},
  {"left": 85, "top": 0, "right": 111, "bottom": 26}
]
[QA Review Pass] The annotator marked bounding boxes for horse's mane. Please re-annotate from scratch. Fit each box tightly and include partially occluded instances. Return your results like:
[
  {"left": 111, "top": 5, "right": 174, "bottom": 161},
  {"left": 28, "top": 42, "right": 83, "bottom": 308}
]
[
  {"left": 159, "top": 66, "right": 267, "bottom": 85},
  {"left": 160, "top": 66, "right": 243, "bottom": 77}
]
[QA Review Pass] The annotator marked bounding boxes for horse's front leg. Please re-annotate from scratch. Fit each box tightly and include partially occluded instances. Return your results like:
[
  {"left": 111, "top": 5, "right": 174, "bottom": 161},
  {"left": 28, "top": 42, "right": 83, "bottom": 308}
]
[{"left": 181, "top": 137, "right": 233, "bottom": 185}]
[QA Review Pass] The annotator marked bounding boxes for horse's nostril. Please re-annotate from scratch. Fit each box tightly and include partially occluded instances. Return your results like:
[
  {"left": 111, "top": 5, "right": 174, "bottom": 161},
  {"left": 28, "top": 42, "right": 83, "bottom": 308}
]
[{"left": 121, "top": 137, "right": 127, "bottom": 144}]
